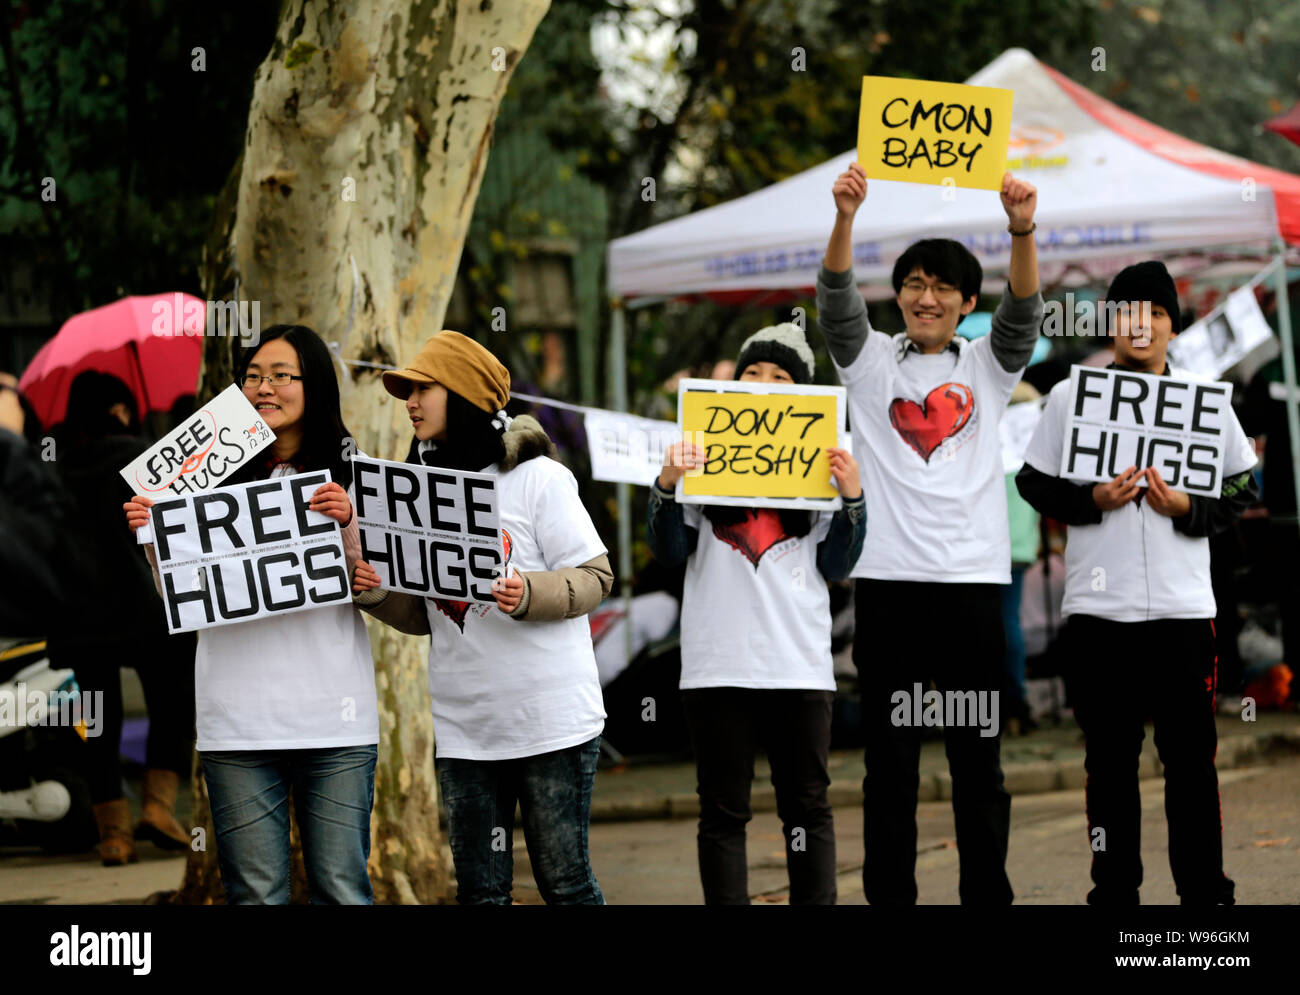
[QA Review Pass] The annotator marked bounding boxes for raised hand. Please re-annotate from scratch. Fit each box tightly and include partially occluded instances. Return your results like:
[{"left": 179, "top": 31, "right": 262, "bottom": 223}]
[
  {"left": 1000, "top": 172, "right": 1037, "bottom": 229},
  {"left": 833, "top": 163, "right": 868, "bottom": 219}
]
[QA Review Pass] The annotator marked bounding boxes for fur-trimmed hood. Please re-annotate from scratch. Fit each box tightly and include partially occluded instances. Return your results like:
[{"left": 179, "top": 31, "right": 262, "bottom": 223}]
[{"left": 500, "top": 413, "right": 557, "bottom": 471}]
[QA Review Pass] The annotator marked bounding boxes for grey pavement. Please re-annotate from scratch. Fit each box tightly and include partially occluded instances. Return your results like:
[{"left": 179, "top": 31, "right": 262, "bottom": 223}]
[{"left": 2, "top": 710, "right": 1295, "bottom": 904}]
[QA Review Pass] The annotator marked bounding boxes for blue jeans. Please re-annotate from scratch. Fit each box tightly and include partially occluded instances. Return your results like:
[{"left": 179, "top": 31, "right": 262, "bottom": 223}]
[
  {"left": 437, "top": 736, "right": 604, "bottom": 905},
  {"left": 201, "top": 745, "right": 377, "bottom": 905}
]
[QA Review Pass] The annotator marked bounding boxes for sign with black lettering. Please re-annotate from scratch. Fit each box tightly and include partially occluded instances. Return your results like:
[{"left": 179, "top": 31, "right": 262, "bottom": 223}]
[
  {"left": 352, "top": 456, "right": 504, "bottom": 603},
  {"left": 1060, "top": 366, "right": 1231, "bottom": 497},
  {"left": 676, "top": 379, "right": 847, "bottom": 510},
  {"left": 150, "top": 471, "right": 349, "bottom": 633},
  {"left": 857, "top": 76, "right": 1014, "bottom": 191},
  {"left": 120, "top": 384, "right": 274, "bottom": 498}
]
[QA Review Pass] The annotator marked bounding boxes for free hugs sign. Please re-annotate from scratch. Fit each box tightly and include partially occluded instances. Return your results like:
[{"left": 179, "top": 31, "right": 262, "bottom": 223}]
[{"left": 1059, "top": 366, "right": 1232, "bottom": 497}]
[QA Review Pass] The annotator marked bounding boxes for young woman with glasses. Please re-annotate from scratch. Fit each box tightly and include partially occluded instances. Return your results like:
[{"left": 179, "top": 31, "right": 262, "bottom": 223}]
[{"left": 124, "top": 324, "right": 380, "bottom": 904}]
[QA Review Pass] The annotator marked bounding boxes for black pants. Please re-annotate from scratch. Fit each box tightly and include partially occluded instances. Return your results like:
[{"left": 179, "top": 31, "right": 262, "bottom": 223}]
[
  {"left": 1066, "top": 614, "right": 1234, "bottom": 905},
  {"left": 681, "top": 688, "right": 836, "bottom": 905},
  {"left": 854, "top": 580, "right": 1013, "bottom": 905},
  {"left": 50, "top": 631, "right": 197, "bottom": 803}
]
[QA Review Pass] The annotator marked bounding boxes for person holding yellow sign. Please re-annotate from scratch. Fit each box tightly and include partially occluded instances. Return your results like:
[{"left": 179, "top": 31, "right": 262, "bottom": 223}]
[
  {"left": 817, "top": 162, "right": 1043, "bottom": 905},
  {"left": 646, "top": 324, "right": 866, "bottom": 905}
]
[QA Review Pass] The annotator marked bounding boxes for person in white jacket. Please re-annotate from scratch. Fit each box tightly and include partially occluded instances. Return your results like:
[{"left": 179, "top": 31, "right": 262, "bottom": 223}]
[
  {"left": 1017, "top": 261, "right": 1258, "bottom": 905},
  {"left": 354, "top": 331, "right": 613, "bottom": 905}
]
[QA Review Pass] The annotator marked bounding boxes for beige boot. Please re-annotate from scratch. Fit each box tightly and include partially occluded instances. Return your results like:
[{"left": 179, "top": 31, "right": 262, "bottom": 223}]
[
  {"left": 93, "top": 798, "right": 138, "bottom": 866},
  {"left": 135, "top": 769, "right": 190, "bottom": 850}
]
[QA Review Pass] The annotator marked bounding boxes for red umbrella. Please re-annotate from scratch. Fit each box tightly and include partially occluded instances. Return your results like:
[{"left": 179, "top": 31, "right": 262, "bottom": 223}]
[
  {"left": 1264, "top": 103, "right": 1300, "bottom": 147},
  {"left": 18, "top": 294, "right": 206, "bottom": 428}
]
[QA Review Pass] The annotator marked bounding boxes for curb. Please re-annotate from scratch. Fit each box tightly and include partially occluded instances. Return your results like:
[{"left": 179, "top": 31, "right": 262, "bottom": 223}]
[{"left": 588, "top": 727, "right": 1300, "bottom": 823}]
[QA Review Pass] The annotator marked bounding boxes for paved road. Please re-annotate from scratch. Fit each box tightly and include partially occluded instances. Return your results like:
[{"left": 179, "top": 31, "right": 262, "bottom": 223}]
[
  {"left": 2, "top": 757, "right": 1293, "bottom": 905},
  {"left": 512, "top": 755, "right": 1300, "bottom": 904}
]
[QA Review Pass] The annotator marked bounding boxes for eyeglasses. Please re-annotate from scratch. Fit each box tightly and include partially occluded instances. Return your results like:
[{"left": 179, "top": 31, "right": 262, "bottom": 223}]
[
  {"left": 901, "top": 278, "right": 960, "bottom": 296},
  {"left": 241, "top": 373, "right": 303, "bottom": 389}
]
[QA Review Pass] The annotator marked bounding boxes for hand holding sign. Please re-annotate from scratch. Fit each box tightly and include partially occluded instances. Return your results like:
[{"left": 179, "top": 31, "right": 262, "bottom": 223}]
[
  {"left": 352, "top": 559, "right": 381, "bottom": 593},
  {"left": 1000, "top": 172, "right": 1037, "bottom": 229},
  {"left": 124, "top": 495, "right": 154, "bottom": 532},
  {"left": 658, "top": 440, "right": 706, "bottom": 490},
  {"left": 1143, "top": 467, "right": 1191, "bottom": 518},
  {"left": 1091, "top": 466, "right": 1143, "bottom": 511},
  {"left": 308, "top": 482, "right": 353, "bottom": 525},
  {"left": 833, "top": 163, "right": 867, "bottom": 220},
  {"left": 827, "top": 447, "right": 861, "bottom": 499},
  {"left": 491, "top": 569, "right": 524, "bottom": 614}
]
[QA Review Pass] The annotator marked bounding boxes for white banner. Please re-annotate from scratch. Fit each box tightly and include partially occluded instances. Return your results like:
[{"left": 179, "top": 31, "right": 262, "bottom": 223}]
[
  {"left": 1168, "top": 284, "right": 1277, "bottom": 380},
  {"left": 1059, "top": 366, "right": 1232, "bottom": 497},
  {"left": 585, "top": 410, "right": 680, "bottom": 486},
  {"left": 352, "top": 456, "right": 503, "bottom": 603},
  {"left": 150, "top": 470, "right": 349, "bottom": 634}
]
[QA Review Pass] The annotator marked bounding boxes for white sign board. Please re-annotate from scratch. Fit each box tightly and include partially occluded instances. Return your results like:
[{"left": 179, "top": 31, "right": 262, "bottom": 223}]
[
  {"left": 1059, "top": 366, "right": 1232, "bottom": 497},
  {"left": 1168, "top": 285, "right": 1277, "bottom": 380},
  {"left": 352, "top": 456, "right": 504, "bottom": 603},
  {"left": 121, "top": 384, "right": 275, "bottom": 496},
  {"left": 585, "top": 410, "right": 681, "bottom": 486},
  {"left": 123, "top": 385, "right": 275, "bottom": 544},
  {"left": 150, "top": 471, "right": 349, "bottom": 633}
]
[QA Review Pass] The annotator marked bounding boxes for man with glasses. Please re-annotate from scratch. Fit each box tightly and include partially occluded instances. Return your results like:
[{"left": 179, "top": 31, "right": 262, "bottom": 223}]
[{"left": 815, "top": 162, "right": 1043, "bottom": 905}]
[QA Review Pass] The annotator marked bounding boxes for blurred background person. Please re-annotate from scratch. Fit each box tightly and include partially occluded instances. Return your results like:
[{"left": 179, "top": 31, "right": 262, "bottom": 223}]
[{"left": 48, "top": 371, "right": 196, "bottom": 866}]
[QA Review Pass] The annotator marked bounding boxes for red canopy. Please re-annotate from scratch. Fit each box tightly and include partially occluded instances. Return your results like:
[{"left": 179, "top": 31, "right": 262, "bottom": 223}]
[{"left": 1264, "top": 102, "right": 1300, "bottom": 148}]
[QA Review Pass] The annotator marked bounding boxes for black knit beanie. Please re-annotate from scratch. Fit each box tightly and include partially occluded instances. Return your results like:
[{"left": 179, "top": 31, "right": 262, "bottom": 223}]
[
  {"left": 734, "top": 322, "right": 816, "bottom": 384},
  {"left": 1104, "top": 261, "right": 1182, "bottom": 335}
]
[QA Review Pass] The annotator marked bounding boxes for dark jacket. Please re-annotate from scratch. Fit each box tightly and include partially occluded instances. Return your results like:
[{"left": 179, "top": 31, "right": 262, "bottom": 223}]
[{"left": 0, "top": 430, "right": 77, "bottom": 636}]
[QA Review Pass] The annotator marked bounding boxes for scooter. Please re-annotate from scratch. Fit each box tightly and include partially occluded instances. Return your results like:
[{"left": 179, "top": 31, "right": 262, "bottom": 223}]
[{"left": 0, "top": 640, "right": 97, "bottom": 852}]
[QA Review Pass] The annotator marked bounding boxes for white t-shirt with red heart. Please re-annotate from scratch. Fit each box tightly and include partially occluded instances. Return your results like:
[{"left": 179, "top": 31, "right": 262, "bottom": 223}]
[
  {"left": 678, "top": 505, "right": 836, "bottom": 690},
  {"left": 836, "top": 331, "right": 1021, "bottom": 583}
]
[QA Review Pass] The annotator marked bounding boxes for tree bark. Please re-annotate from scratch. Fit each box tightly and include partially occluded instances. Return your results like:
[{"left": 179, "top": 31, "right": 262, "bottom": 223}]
[{"left": 183, "top": 0, "right": 550, "bottom": 905}]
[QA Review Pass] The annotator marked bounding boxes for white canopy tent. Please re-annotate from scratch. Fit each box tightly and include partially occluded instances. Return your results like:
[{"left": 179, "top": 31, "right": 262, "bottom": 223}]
[
  {"left": 602, "top": 49, "right": 1300, "bottom": 616},
  {"left": 608, "top": 48, "right": 1299, "bottom": 301}
]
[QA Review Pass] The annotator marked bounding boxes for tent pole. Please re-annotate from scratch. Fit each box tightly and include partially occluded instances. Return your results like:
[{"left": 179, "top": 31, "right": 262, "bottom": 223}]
[
  {"left": 608, "top": 298, "right": 634, "bottom": 670},
  {"left": 1274, "top": 238, "right": 1300, "bottom": 537}
]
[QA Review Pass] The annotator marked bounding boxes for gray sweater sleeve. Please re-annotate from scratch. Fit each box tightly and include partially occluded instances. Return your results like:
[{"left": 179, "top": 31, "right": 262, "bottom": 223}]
[
  {"left": 989, "top": 285, "right": 1045, "bottom": 374},
  {"left": 815, "top": 265, "right": 870, "bottom": 368}
]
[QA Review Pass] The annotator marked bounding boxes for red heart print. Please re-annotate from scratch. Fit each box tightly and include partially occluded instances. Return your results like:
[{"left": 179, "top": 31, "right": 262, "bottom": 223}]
[
  {"left": 888, "top": 382, "right": 975, "bottom": 463},
  {"left": 712, "top": 509, "right": 790, "bottom": 569},
  {"left": 433, "top": 599, "right": 471, "bottom": 632}
]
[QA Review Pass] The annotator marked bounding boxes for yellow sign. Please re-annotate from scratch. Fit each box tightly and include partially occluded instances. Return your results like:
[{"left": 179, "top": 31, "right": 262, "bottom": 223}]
[
  {"left": 857, "top": 76, "right": 1014, "bottom": 191},
  {"left": 680, "top": 386, "right": 841, "bottom": 503}
]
